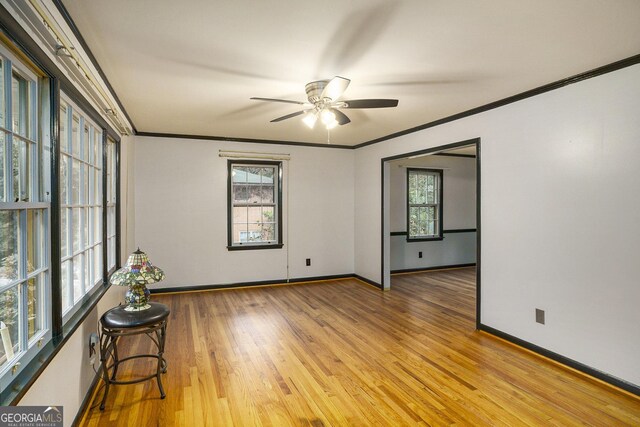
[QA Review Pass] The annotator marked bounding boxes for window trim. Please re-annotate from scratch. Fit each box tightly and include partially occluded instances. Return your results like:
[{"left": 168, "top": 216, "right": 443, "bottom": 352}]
[
  {"left": 0, "top": 11, "right": 123, "bottom": 404},
  {"left": 227, "top": 160, "right": 283, "bottom": 250},
  {"left": 406, "top": 168, "right": 444, "bottom": 242}
]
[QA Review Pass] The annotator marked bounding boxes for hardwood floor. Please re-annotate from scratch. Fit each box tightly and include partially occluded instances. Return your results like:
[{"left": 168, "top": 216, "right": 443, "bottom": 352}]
[{"left": 80, "top": 268, "right": 640, "bottom": 426}]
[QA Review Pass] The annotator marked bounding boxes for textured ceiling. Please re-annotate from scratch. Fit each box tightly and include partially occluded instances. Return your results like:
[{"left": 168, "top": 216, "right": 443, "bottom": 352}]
[{"left": 61, "top": 0, "right": 640, "bottom": 146}]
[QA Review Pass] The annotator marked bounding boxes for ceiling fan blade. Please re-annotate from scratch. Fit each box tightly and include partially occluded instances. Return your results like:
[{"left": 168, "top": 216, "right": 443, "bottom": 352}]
[
  {"left": 341, "top": 99, "right": 399, "bottom": 109},
  {"left": 329, "top": 108, "right": 351, "bottom": 125},
  {"left": 251, "top": 97, "right": 306, "bottom": 105},
  {"left": 270, "top": 110, "right": 306, "bottom": 123},
  {"left": 321, "top": 76, "right": 351, "bottom": 100}
]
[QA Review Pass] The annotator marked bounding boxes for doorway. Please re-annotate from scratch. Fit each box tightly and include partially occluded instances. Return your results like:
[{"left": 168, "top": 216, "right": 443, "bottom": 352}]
[{"left": 381, "top": 138, "right": 481, "bottom": 327}]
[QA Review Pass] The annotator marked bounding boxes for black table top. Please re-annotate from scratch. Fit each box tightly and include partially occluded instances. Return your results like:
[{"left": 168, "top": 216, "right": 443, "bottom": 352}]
[{"left": 101, "top": 302, "right": 170, "bottom": 329}]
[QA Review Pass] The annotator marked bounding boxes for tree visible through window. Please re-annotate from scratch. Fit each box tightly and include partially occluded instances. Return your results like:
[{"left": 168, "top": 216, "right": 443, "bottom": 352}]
[
  {"left": 407, "top": 168, "right": 443, "bottom": 240},
  {"left": 228, "top": 161, "right": 282, "bottom": 249}
]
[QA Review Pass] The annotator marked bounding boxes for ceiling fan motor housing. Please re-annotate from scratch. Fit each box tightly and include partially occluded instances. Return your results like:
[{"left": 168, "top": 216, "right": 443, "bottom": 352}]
[{"left": 305, "top": 80, "right": 330, "bottom": 103}]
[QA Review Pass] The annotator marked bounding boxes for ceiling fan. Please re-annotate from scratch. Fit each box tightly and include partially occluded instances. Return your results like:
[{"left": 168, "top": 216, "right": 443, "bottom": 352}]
[{"left": 250, "top": 76, "right": 398, "bottom": 130}]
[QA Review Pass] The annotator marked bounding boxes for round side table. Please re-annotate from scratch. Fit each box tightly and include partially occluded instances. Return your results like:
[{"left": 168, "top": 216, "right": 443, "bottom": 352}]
[{"left": 98, "top": 302, "right": 170, "bottom": 410}]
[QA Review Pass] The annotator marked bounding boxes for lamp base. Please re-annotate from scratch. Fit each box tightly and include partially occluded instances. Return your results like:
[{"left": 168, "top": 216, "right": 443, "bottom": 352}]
[{"left": 124, "top": 284, "right": 151, "bottom": 312}]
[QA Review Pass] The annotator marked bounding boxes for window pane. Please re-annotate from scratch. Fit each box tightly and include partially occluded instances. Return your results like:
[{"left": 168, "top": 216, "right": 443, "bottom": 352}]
[
  {"left": 94, "top": 244, "right": 102, "bottom": 285},
  {"left": 247, "top": 206, "right": 261, "bottom": 226},
  {"left": 409, "top": 206, "right": 419, "bottom": 237},
  {"left": 94, "top": 169, "right": 101, "bottom": 205},
  {"left": 72, "top": 208, "right": 81, "bottom": 253},
  {"left": 0, "top": 132, "right": 4, "bottom": 203},
  {"left": 61, "top": 260, "right": 71, "bottom": 313},
  {"left": 13, "top": 138, "right": 29, "bottom": 202},
  {"left": 60, "top": 154, "right": 69, "bottom": 205},
  {"left": 233, "top": 206, "right": 247, "bottom": 224},
  {"left": 60, "top": 207, "right": 68, "bottom": 257},
  {"left": 261, "top": 186, "right": 274, "bottom": 203},
  {"left": 108, "top": 206, "right": 115, "bottom": 236},
  {"left": 59, "top": 104, "right": 68, "bottom": 153},
  {"left": 261, "top": 167, "right": 274, "bottom": 184},
  {"left": 27, "top": 275, "right": 43, "bottom": 340},
  {"left": 71, "top": 159, "right": 80, "bottom": 204},
  {"left": 0, "top": 286, "right": 21, "bottom": 368},
  {"left": 233, "top": 223, "right": 248, "bottom": 243},
  {"left": 0, "top": 210, "right": 19, "bottom": 285},
  {"left": 11, "top": 72, "right": 29, "bottom": 138},
  {"left": 262, "top": 206, "right": 274, "bottom": 223},
  {"left": 232, "top": 166, "right": 247, "bottom": 183},
  {"left": 107, "top": 237, "right": 114, "bottom": 270},
  {"left": 248, "top": 185, "right": 261, "bottom": 203},
  {"left": 73, "top": 254, "right": 83, "bottom": 303},
  {"left": 93, "top": 129, "right": 101, "bottom": 167},
  {"left": 261, "top": 223, "right": 275, "bottom": 241},
  {"left": 71, "top": 115, "right": 80, "bottom": 157},
  {"left": 82, "top": 164, "right": 88, "bottom": 204},
  {"left": 82, "top": 207, "right": 88, "bottom": 249},
  {"left": 83, "top": 125, "right": 89, "bottom": 162},
  {"left": 94, "top": 207, "right": 102, "bottom": 243},
  {"left": 26, "top": 210, "right": 43, "bottom": 273},
  {"left": 246, "top": 167, "right": 261, "bottom": 183},
  {"left": 246, "top": 223, "right": 262, "bottom": 241},
  {"left": 408, "top": 173, "right": 417, "bottom": 204},
  {"left": 0, "top": 60, "right": 4, "bottom": 126},
  {"left": 85, "top": 248, "right": 93, "bottom": 292},
  {"left": 233, "top": 184, "right": 247, "bottom": 203}
]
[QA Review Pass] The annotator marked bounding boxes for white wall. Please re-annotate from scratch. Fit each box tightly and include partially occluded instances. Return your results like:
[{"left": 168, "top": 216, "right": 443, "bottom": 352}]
[
  {"left": 389, "top": 155, "right": 476, "bottom": 271},
  {"left": 133, "top": 136, "right": 355, "bottom": 289},
  {"left": 18, "top": 136, "right": 134, "bottom": 427},
  {"left": 354, "top": 64, "right": 640, "bottom": 388}
]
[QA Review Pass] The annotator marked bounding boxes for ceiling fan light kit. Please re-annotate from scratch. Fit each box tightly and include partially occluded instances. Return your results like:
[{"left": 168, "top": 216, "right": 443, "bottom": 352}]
[{"left": 250, "top": 76, "right": 399, "bottom": 133}]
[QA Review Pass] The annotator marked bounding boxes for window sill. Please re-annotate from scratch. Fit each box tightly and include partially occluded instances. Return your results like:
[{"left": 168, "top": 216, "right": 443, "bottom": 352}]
[
  {"left": 406, "top": 236, "right": 444, "bottom": 242},
  {"left": 227, "top": 244, "right": 284, "bottom": 251}
]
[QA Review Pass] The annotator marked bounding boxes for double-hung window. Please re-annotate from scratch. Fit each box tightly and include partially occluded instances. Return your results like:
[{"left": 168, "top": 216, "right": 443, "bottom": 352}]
[
  {"left": 228, "top": 161, "right": 282, "bottom": 249},
  {"left": 59, "top": 96, "right": 104, "bottom": 317},
  {"left": 106, "top": 136, "right": 117, "bottom": 272},
  {"left": 407, "top": 168, "right": 443, "bottom": 240},
  {"left": 0, "top": 44, "right": 51, "bottom": 384}
]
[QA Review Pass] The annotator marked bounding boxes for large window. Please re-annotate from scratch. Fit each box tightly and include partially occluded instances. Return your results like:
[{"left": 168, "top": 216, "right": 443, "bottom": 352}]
[
  {"left": 59, "top": 97, "right": 103, "bottom": 317},
  {"left": 227, "top": 161, "right": 282, "bottom": 249},
  {"left": 106, "top": 137, "right": 117, "bottom": 271},
  {"left": 0, "top": 26, "right": 122, "bottom": 403},
  {"left": 0, "top": 45, "right": 50, "bottom": 384},
  {"left": 407, "top": 168, "right": 443, "bottom": 240}
]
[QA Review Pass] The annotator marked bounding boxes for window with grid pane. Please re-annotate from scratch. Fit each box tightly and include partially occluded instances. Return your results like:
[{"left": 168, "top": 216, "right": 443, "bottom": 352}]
[
  {"left": 228, "top": 161, "right": 282, "bottom": 248},
  {"left": 0, "top": 45, "right": 50, "bottom": 382},
  {"left": 59, "top": 96, "right": 103, "bottom": 317},
  {"left": 407, "top": 168, "right": 443, "bottom": 240},
  {"left": 106, "top": 136, "right": 117, "bottom": 271}
]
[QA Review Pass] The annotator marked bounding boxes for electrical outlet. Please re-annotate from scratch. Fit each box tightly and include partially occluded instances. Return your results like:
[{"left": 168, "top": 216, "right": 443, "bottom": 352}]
[
  {"left": 535, "top": 309, "right": 545, "bottom": 325},
  {"left": 306, "top": 258, "right": 311, "bottom": 266},
  {"left": 88, "top": 332, "right": 99, "bottom": 365},
  {"left": 418, "top": 252, "right": 423, "bottom": 258}
]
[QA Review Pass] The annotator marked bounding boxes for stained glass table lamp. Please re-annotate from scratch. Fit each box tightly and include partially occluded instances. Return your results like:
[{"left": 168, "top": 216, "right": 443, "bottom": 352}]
[{"left": 109, "top": 248, "right": 165, "bottom": 311}]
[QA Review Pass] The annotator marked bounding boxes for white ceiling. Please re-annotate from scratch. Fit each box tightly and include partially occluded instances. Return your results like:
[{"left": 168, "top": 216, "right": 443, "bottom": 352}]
[{"left": 61, "top": 0, "right": 640, "bottom": 146}]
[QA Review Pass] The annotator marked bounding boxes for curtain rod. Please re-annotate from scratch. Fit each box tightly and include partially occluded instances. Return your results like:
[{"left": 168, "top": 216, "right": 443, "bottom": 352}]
[{"left": 218, "top": 150, "right": 291, "bottom": 160}]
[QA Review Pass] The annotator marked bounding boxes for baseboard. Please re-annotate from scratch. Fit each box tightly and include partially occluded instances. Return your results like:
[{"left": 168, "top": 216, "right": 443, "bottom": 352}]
[
  {"left": 72, "top": 368, "right": 102, "bottom": 427},
  {"left": 353, "top": 274, "right": 383, "bottom": 290},
  {"left": 391, "top": 263, "right": 476, "bottom": 275},
  {"left": 479, "top": 324, "right": 640, "bottom": 397},
  {"left": 150, "top": 274, "right": 358, "bottom": 294}
]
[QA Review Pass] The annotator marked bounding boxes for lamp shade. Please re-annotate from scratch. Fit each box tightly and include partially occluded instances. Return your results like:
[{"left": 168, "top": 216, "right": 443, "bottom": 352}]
[{"left": 110, "top": 249, "right": 165, "bottom": 287}]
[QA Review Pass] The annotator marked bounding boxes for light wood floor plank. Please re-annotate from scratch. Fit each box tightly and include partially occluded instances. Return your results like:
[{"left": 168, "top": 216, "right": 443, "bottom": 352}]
[{"left": 80, "top": 268, "right": 640, "bottom": 426}]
